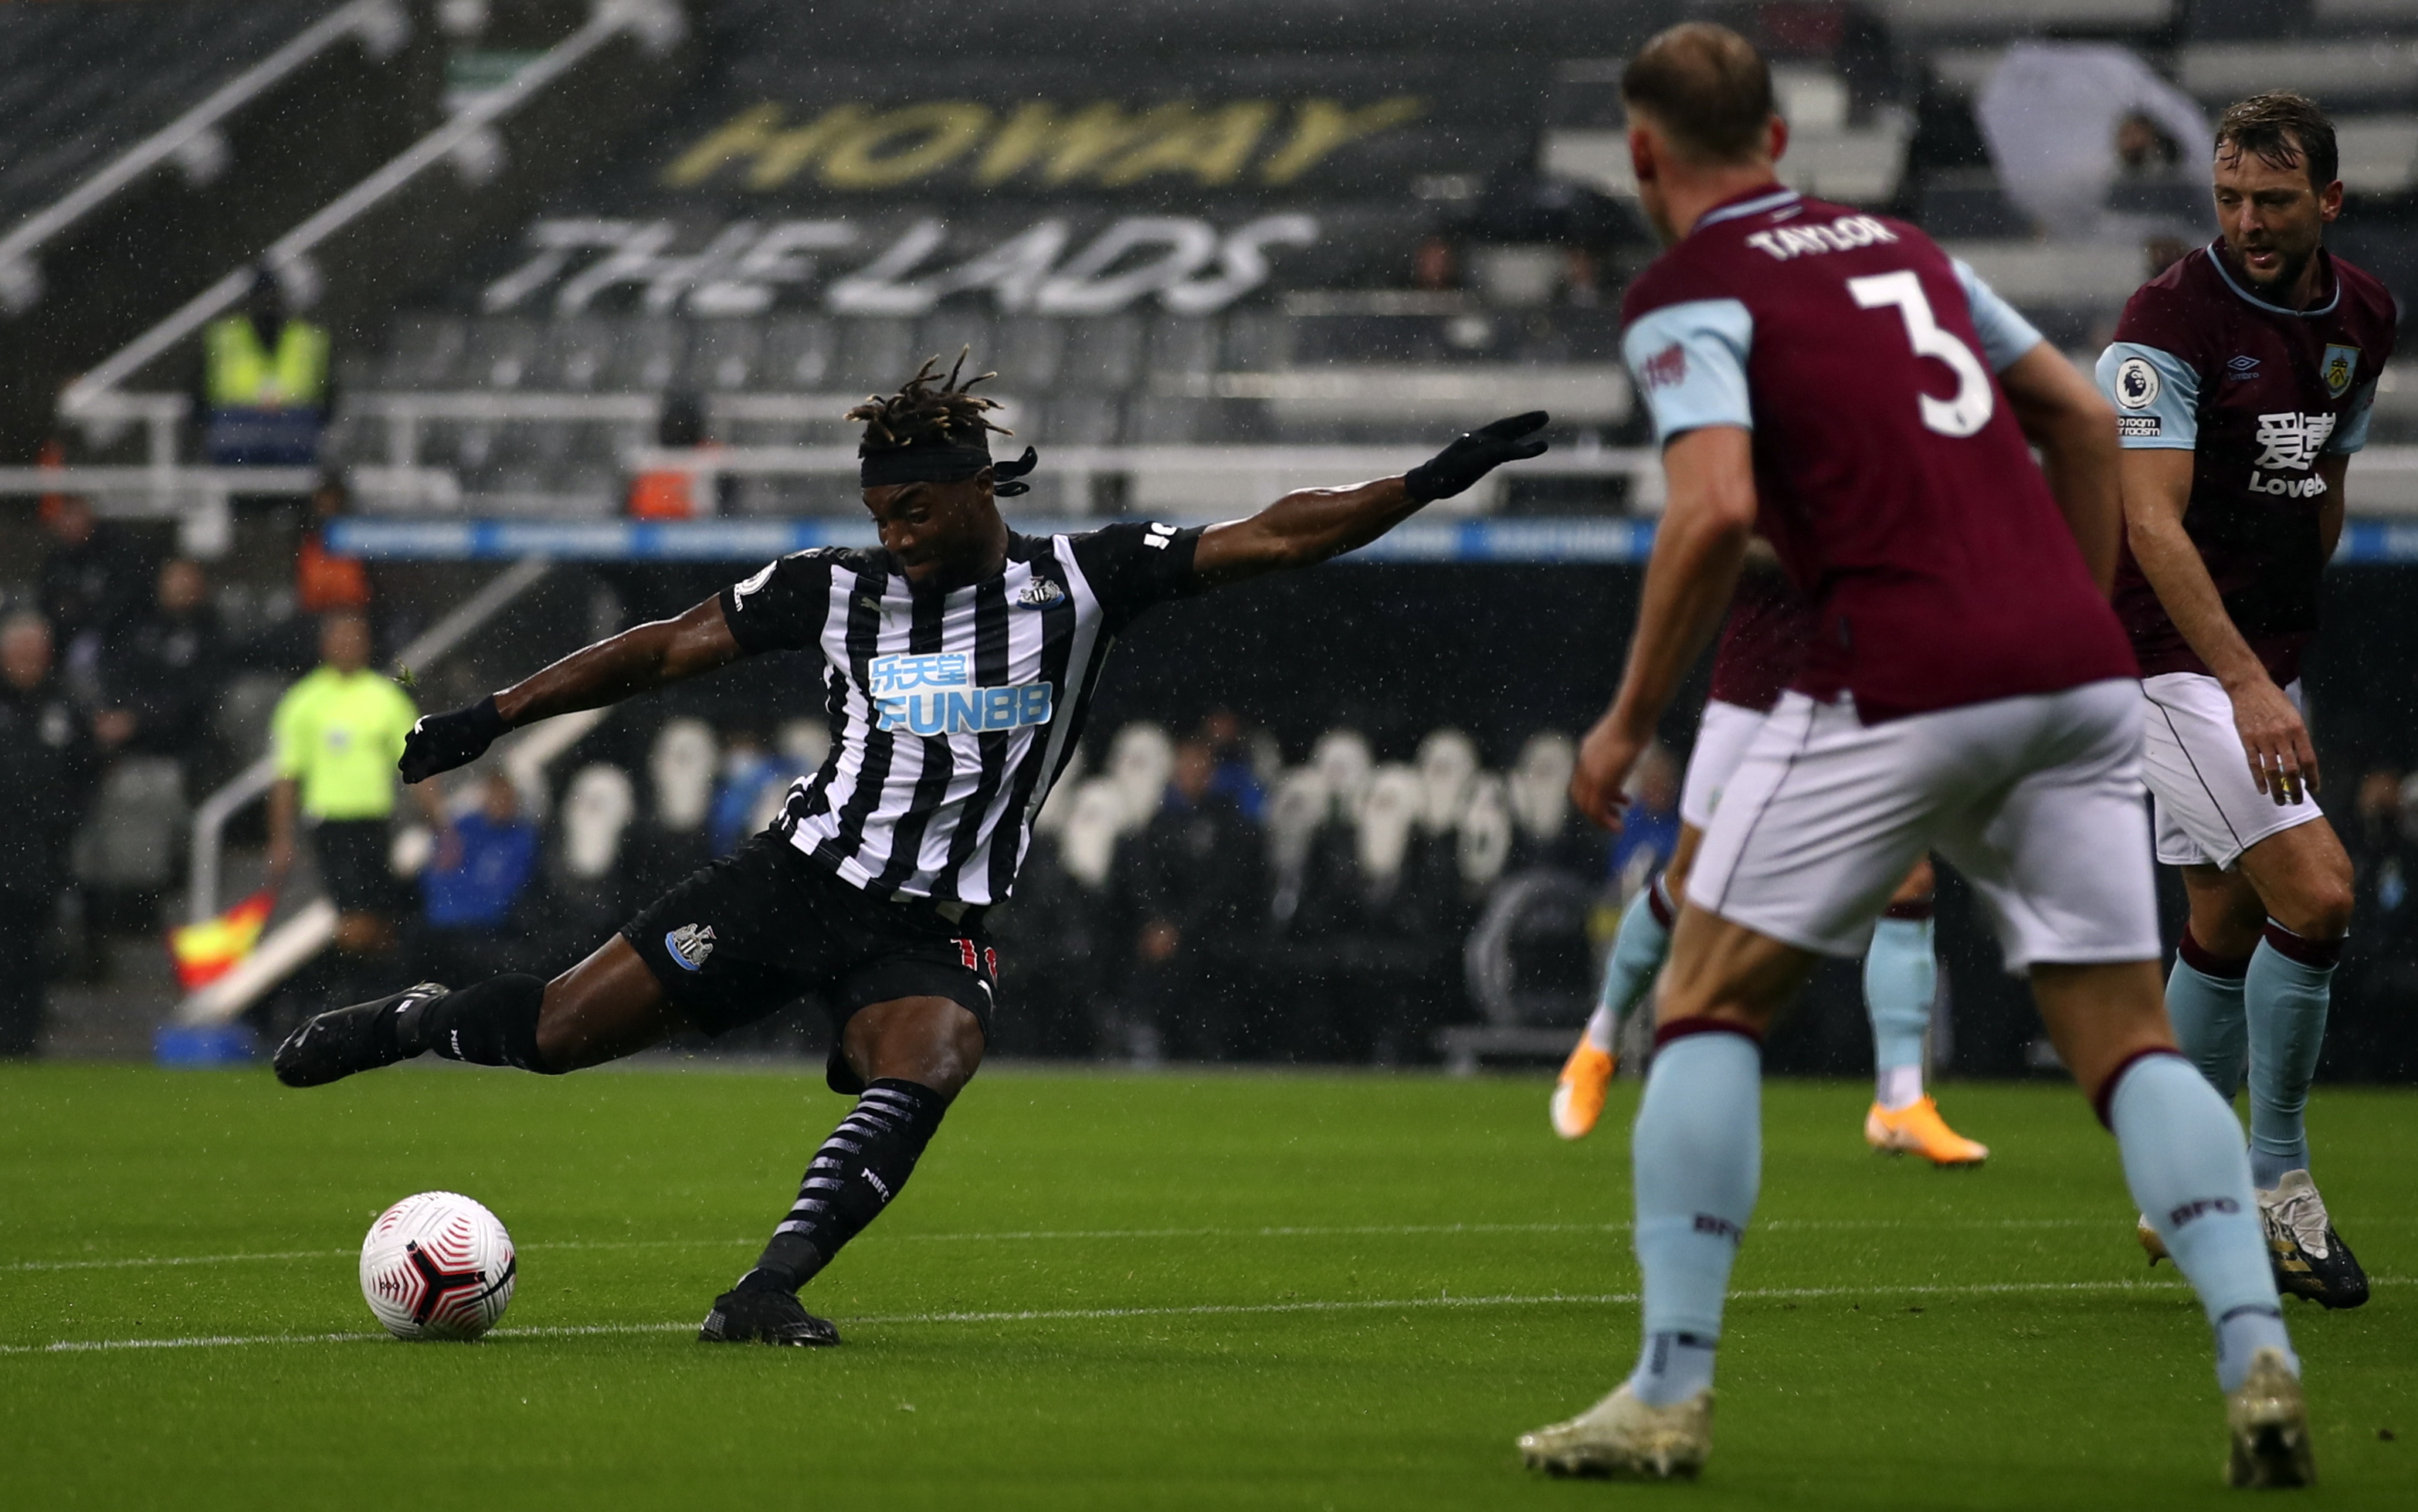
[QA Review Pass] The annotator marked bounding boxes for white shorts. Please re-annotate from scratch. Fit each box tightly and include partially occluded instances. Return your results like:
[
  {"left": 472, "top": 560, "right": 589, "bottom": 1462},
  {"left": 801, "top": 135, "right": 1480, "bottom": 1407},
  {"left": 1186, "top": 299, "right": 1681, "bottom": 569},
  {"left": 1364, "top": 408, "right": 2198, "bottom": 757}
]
[
  {"left": 2139, "top": 671, "right": 2325, "bottom": 870},
  {"left": 1678, "top": 699, "right": 1767, "bottom": 832},
  {"left": 1686, "top": 680, "right": 2160, "bottom": 971}
]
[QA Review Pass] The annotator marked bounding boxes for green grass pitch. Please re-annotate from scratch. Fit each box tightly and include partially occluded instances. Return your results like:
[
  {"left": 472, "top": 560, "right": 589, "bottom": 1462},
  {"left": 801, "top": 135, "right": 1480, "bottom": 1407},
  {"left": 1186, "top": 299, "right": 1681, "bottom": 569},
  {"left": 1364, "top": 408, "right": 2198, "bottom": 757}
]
[{"left": 1, "top": 1063, "right": 2410, "bottom": 1509}]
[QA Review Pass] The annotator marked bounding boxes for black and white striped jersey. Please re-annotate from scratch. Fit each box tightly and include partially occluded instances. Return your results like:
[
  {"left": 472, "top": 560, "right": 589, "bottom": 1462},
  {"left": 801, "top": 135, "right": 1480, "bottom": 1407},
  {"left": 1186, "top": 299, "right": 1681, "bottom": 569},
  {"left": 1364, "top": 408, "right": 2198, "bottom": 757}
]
[{"left": 716, "top": 521, "right": 1206, "bottom": 905}]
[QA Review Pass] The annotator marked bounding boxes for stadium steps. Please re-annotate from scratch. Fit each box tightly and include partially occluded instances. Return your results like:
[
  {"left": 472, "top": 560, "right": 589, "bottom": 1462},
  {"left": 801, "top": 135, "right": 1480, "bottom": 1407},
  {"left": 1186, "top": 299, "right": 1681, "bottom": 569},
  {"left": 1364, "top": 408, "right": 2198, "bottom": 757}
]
[{"left": 0, "top": 0, "right": 440, "bottom": 463}]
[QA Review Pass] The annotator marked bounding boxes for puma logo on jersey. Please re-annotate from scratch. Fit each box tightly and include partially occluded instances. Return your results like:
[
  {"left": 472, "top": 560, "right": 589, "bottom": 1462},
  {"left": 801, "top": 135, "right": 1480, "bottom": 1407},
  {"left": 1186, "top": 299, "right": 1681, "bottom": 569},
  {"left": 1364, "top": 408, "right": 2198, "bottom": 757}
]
[{"left": 1742, "top": 214, "right": 1898, "bottom": 261}]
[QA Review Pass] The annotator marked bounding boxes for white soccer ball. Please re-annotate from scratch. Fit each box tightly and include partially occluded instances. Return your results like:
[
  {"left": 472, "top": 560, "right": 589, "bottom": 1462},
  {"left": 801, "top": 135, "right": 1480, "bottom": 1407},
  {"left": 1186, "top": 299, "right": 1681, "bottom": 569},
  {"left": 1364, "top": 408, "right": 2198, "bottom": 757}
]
[{"left": 359, "top": 1191, "right": 517, "bottom": 1341}]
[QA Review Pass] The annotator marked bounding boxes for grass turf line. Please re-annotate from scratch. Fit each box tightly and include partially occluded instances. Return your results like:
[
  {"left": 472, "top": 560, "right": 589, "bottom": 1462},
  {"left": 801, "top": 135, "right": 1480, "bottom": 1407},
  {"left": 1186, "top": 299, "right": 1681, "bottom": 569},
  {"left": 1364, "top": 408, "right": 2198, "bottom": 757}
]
[{"left": 0, "top": 1065, "right": 2409, "bottom": 1509}]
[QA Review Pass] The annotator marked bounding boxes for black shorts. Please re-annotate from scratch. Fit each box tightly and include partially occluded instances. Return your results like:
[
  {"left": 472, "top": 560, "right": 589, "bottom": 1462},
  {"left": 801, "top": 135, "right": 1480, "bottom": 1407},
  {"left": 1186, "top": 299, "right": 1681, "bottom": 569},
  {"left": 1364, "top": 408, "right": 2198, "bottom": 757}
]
[
  {"left": 622, "top": 832, "right": 997, "bottom": 1093},
  {"left": 313, "top": 819, "right": 396, "bottom": 916}
]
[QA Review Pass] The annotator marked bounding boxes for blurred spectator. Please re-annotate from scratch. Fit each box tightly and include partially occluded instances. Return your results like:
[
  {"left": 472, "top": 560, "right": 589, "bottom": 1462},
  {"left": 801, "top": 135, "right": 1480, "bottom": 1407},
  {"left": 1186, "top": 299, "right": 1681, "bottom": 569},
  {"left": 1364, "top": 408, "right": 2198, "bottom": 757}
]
[
  {"left": 1199, "top": 707, "right": 1268, "bottom": 822},
  {"left": 626, "top": 393, "right": 733, "bottom": 519},
  {"left": 98, "top": 558, "right": 225, "bottom": 763},
  {"left": 199, "top": 270, "right": 331, "bottom": 467},
  {"left": 1119, "top": 737, "right": 1268, "bottom": 1060},
  {"left": 267, "top": 613, "right": 446, "bottom": 994},
  {"left": 0, "top": 613, "right": 99, "bottom": 1056},
  {"left": 1610, "top": 741, "right": 1681, "bottom": 892},
  {"left": 295, "top": 473, "right": 371, "bottom": 616},
  {"left": 1975, "top": 43, "right": 2206, "bottom": 243},
  {"left": 1412, "top": 233, "right": 1458, "bottom": 291},
  {"left": 417, "top": 772, "right": 541, "bottom": 981},
  {"left": 2333, "top": 769, "right": 2418, "bottom": 1081},
  {"left": 708, "top": 725, "right": 781, "bottom": 856},
  {"left": 2116, "top": 110, "right": 2183, "bottom": 177},
  {"left": 38, "top": 493, "right": 151, "bottom": 703}
]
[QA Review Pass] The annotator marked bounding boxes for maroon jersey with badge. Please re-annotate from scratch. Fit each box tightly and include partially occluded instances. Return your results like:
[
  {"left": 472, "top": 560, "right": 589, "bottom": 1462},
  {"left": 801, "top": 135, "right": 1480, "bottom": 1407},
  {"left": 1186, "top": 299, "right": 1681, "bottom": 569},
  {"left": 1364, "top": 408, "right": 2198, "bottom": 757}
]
[
  {"left": 2102, "top": 245, "right": 2396, "bottom": 685},
  {"left": 1622, "top": 189, "right": 2136, "bottom": 722},
  {"left": 1708, "top": 567, "right": 1808, "bottom": 714}
]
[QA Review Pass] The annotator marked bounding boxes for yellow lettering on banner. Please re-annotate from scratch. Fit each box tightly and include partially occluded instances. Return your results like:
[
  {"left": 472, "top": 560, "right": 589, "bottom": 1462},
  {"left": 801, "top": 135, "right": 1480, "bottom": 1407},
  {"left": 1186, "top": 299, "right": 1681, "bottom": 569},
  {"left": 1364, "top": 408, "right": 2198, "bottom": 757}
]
[
  {"left": 660, "top": 103, "right": 870, "bottom": 188},
  {"left": 1259, "top": 97, "right": 1425, "bottom": 185},
  {"left": 663, "top": 94, "right": 1428, "bottom": 192},
  {"left": 748, "top": 106, "right": 870, "bottom": 188},
  {"left": 1099, "top": 100, "right": 1277, "bottom": 187},
  {"left": 660, "top": 102, "right": 786, "bottom": 185},
  {"left": 975, "top": 102, "right": 1149, "bottom": 188},
  {"left": 821, "top": 103, "right": 993, "bottom": 188}
]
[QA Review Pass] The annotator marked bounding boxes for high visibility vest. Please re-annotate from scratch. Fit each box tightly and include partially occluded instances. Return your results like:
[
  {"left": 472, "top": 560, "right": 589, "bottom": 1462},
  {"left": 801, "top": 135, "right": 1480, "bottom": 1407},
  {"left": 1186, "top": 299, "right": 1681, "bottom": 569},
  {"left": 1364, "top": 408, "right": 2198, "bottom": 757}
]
[{"left": 205, "top": 316, "right": 329, "bottom": 409}]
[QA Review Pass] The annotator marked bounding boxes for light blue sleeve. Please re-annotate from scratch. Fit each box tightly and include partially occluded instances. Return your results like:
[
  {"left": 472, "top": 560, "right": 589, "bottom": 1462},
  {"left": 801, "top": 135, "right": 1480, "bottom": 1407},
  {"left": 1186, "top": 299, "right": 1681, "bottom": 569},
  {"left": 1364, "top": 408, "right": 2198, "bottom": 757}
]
[
  {"left": 2095, "top": 341, "right": 2200, "bottom": 450},
  {"left": 1623, "top": 298, "right": 1754, "bottom": 444},
  {"left": 2328, "top": 379, "right": 2377, "bottom": 454},
  {"left": 1951, "top": 259, "right": 2044, "bottom": 373}
]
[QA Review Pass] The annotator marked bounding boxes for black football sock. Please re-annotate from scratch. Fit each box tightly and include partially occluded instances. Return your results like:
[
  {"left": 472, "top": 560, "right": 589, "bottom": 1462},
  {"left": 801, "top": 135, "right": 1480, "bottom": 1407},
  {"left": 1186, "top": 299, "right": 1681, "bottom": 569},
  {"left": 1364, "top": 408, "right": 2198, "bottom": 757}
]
[
  {"left": 396, "top": 975, "right": 557, "bottom": 1073},
  {"left": 735, "top": 1079, "right": 950, "bottom": 1294}
]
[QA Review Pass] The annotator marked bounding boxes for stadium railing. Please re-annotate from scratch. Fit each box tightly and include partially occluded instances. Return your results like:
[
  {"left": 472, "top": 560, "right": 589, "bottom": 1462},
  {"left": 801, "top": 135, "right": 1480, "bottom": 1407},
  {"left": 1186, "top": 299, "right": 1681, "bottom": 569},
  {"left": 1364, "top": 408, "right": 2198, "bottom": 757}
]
[
  {"left": 0, "top": 0, "right": 411, "bottom": 316},
  {"left": 59, "top": 0, "right": 687, "bottom": 442}
]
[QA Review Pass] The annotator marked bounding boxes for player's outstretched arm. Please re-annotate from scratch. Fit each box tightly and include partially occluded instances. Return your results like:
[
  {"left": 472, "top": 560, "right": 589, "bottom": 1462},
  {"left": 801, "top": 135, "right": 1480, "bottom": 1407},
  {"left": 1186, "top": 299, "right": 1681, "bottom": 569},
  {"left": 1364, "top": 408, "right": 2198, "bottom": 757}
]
[
  {"left": 1999, "top": 344, "right": 2122, "bottom": 595},
  {"left": 1570, "top": 425, "right": 1758, "bottom": 829},
  {"left": 397, "top": 597, "right": 744, "bottom": 783},
  {"left": 2120, "top": 448, "right": 2319, "bottom": 799},
  {"left": 1189, "top": 413, "right": 1548, "bottom": 585}
]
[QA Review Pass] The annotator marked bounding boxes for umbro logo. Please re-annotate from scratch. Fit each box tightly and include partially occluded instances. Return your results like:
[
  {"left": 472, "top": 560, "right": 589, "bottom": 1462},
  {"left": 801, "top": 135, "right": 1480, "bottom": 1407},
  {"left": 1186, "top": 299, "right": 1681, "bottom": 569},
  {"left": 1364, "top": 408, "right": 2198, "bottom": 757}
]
[
  {"left": 2226, "top": 354, "right": 2260, "bottom": 381},
  {"left": 1014, "top": 579, "right": 1066, "bottom": 608}
]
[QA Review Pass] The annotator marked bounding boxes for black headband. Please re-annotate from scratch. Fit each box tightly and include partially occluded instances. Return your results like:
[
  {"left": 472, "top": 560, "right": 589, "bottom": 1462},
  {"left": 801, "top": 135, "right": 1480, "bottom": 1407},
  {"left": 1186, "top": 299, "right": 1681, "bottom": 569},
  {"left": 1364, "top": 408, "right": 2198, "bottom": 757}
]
[{"left": 859, "top": 444, "right": 1039, "bottom": 496}]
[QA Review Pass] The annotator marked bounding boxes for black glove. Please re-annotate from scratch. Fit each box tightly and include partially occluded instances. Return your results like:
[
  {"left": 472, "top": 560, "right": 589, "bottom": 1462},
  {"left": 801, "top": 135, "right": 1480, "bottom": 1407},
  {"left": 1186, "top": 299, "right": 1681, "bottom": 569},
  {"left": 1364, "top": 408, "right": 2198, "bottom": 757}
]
[
  {"left": 398, "top": 696, "right": 507, "bottom": 783},
  {"left": 1403, "top": 412, "right": 1552, "bottom": 503}
]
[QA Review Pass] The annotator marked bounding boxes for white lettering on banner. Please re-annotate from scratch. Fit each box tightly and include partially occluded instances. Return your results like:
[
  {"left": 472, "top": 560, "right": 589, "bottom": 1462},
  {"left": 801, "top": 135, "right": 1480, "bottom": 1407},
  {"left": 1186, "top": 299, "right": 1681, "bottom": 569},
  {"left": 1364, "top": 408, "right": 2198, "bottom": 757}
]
[
  {"left": 1743, "top": 215, "right": 1898, "bottom": 261},
  {"left": 868, "top": 653, "right": 1053, "bottom": 736},
  {"left": 483, "top": 215, "right": 1320, "bottom": 317}
]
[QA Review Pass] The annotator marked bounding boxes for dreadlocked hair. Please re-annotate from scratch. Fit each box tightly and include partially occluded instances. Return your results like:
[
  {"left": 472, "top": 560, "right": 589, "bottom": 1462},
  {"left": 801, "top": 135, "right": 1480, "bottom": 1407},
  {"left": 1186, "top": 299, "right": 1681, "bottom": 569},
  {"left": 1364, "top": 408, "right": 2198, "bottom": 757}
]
[{"left": 845, "top": 348, "right": 1012, "bottom": 456}]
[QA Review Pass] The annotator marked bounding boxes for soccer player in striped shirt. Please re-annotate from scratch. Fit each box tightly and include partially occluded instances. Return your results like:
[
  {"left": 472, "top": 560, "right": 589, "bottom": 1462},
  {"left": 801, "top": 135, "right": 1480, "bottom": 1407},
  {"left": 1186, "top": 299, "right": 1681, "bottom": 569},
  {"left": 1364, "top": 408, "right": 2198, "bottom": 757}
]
[{"left": 270, "top": 353, "right": 1546, "bottom": 1347}]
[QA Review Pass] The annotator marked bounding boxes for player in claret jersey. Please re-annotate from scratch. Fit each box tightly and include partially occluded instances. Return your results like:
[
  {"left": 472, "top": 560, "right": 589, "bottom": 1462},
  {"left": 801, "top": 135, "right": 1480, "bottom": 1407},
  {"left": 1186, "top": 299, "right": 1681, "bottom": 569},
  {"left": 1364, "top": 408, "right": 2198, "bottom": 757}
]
[
  {"left": 2097, "top": 93, "right": 2389, "bottom": 1311},
  {"left": 1551, "top": 562, "right": 1987, "bottom": 1167},
  {"left": 270, "top": 352, "right": 1547, "bottom": 1347},
  {"left": 1517, "top": 25, "right": 2311, "bottom": 1487}
]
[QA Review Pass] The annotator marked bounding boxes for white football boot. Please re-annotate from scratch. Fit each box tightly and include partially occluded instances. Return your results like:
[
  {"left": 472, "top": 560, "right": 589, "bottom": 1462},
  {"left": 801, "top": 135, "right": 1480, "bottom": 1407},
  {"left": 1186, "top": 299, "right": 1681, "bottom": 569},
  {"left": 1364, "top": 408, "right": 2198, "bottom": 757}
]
[
  {"left": 1518, "top": 1383, "right": 1711, "bottom": 1479},
  {"left": 2225, "top": 1347, "right": 2315, "bottom": 1488}
]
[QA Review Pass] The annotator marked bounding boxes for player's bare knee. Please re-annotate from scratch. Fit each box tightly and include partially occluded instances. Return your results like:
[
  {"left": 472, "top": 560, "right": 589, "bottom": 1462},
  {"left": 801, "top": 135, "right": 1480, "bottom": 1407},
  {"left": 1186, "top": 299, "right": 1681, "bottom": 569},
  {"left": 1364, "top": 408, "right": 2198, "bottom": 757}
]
[{"left": 2277, "top": 879, "right": 2353, "bottom": 943}]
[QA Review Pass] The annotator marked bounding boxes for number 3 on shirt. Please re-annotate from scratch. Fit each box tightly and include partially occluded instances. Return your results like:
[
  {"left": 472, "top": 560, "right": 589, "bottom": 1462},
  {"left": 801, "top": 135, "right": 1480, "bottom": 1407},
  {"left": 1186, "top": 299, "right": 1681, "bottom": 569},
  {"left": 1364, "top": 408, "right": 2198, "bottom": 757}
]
[{"left": 1848, "top": 271, "right": 1994, "bottom": 439}]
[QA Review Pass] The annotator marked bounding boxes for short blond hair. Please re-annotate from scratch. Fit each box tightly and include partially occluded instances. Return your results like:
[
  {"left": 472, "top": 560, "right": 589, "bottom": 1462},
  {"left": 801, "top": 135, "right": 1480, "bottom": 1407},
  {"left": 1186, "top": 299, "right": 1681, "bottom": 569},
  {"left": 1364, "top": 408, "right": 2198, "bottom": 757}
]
[{"left": 1622, "top": 22, "right": 1773, "bottom": 164}]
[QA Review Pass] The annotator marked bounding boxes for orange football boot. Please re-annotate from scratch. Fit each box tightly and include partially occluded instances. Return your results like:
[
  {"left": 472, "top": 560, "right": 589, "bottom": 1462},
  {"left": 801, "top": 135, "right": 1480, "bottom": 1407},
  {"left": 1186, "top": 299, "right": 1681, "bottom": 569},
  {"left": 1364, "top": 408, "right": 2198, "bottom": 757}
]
[
  {"left": 1552, "top": 1042, "right": 1616, "bottom": 1141},
  {"left": 1864, "top": 1097, "right": 1988, "bottom": 1166}
]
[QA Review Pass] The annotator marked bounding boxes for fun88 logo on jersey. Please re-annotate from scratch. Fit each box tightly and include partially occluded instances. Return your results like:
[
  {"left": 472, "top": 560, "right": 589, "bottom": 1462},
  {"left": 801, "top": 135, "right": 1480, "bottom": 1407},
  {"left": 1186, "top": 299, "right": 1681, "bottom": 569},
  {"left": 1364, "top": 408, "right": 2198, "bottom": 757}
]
[{"left": 870, "top": 653, "right": 1053, "bottom": 736}]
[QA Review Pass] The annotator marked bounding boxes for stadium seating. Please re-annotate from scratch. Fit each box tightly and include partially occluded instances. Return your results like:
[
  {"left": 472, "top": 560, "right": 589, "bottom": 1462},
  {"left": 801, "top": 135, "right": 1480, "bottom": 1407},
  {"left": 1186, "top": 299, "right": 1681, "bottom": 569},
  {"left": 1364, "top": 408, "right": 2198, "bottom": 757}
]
[{"left": 0, "top": 0, "right": 331, "bottom": 236}]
